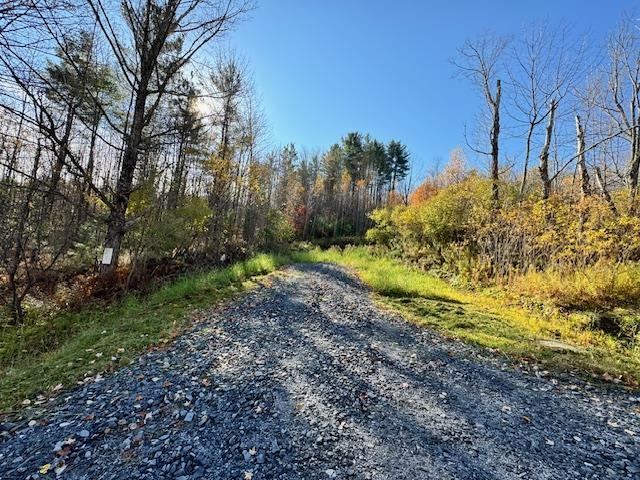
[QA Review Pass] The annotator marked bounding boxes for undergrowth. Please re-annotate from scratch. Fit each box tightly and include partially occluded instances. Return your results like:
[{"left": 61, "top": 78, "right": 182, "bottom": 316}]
[{"left": 2, "top": 245, "right": 638, "bottom": 413}]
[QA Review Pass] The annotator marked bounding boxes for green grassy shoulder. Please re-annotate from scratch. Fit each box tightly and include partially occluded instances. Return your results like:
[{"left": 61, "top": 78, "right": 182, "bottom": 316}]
[
  {"left": 0, "top": 253, "right": 291, "bottom": 412},
  {"left": 292, "top": 246, "right": 640, "bottom": 387}
]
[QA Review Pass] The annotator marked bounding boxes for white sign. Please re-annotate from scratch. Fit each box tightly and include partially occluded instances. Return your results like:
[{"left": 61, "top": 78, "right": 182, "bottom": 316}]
[{"left": 101, "top": 247, "right": 114, "bottom": 265}]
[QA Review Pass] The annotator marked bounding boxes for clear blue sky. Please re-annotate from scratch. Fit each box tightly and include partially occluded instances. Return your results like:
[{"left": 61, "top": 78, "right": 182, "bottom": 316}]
[{"left": 232, "top": 0, "right": 634, "bottom": 180}]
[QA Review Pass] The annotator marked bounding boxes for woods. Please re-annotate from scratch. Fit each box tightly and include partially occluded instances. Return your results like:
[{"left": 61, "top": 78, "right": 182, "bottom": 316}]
[
  {"left": 0, "top": 0, "right": 411, "bottom": 323},
  {"left": 3, "top": 3, "right": 640, "bottom": 350}
]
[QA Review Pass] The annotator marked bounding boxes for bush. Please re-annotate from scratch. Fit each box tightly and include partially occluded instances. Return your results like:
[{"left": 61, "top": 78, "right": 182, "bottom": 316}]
[
  {"left": 259, "top": 209, "right": 295, "bottom": 250},
  {"left": 366, "top": 174, "right": 640, "bottom": 311}
]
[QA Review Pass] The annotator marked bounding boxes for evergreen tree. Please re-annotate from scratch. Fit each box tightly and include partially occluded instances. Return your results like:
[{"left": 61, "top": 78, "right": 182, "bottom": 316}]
[{"left": 386, "top": 140, "right": 410, "bottom": 191}]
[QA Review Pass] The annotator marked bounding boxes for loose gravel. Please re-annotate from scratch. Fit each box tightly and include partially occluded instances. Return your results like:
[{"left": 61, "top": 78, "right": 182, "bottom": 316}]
[{"left": 1, "top": 263, "right": 639, "bottom": 479}]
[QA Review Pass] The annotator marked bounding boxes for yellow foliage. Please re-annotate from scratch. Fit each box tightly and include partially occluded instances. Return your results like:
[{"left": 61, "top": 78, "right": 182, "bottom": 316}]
[{"left": 367, "top": 174, "right": 640, "bottom": 310}]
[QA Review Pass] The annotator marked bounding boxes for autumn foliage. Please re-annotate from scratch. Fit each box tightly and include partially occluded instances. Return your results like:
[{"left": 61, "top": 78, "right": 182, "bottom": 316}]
[{"left": 367, "top": 158, "right": 640, "bottom": 315}]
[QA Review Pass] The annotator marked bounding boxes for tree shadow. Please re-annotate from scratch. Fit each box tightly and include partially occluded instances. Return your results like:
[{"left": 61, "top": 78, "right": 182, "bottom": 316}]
[{"left": 1, "top": 264, "right": 637, "bottom": 480}]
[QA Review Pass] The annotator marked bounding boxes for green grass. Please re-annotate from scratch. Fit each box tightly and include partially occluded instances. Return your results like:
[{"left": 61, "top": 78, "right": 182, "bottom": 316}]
[
  {"left": 3, "top": 245, "right": 638, "bottom": 413},
  {"left": 292, "top": 246, "right": 640, "bottom": 387},
  {"left": 0, "top": 253, "right": 291, "bottom": 412}
]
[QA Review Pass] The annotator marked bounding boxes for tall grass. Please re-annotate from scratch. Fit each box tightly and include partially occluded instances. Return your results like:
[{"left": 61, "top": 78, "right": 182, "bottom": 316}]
[
  {"left": 3, "top": 246, "right": 638, "bottom": 412},
  {"left": 511, "top": 262, "right": 640, "bottom": 310}
]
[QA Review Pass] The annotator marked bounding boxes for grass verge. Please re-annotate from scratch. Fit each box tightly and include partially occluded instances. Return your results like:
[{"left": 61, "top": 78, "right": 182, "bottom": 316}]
[
  {"left": 0, "top": 253, "right": 291, "bottom": 412},
  {"left": 3, "top": 245, "right": 637, "bottom": 413},
  {"left": 292, "top": 246, "right": 640, "bottom": 387}
]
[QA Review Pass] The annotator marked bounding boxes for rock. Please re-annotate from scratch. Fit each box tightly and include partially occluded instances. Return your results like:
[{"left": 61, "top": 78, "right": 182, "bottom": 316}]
[
  {"left": 79, "top": 429, "right": 90, "bottom": 438},
  {"left": 184, "top": 411, "right": 195, "bottom": 422},
  {"left": 538, "top": 340, "right": 583, "bottom": 353}
]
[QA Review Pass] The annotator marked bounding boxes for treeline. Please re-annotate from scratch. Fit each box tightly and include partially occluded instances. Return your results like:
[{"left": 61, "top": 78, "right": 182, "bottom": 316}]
[
  {"left": 0, "top": 0, "right": 411, "bottom": 323},
  {"left": 367, "top": 16, "right": 640, "bottom": 316}
]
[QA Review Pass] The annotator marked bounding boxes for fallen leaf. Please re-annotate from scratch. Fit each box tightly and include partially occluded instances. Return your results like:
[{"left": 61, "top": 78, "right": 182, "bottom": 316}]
[
  {"left": 39, "top": 463, "right": 52, "bottom": 474},
  {"left": 243, "top": 471, "right": 253, "bottom": 480},
  {"left": 56, "top": 446, "right": 72, "bottom": 457}
]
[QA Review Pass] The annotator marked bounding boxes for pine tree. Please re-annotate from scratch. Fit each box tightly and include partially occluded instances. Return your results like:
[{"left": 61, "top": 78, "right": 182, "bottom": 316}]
[{"left": 386, "top": 140, "right": 410, "bottom": 192}]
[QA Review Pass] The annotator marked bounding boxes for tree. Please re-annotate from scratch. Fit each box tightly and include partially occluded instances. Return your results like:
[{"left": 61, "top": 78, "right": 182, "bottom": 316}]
[
  {"left": 455, "top": 33, "right": 508, "bottom": 208},
  {"left": 538, "top": 99, "right": 557, "bottom": 200},
  {"left": 87, "top": 0, "right": 253, "bottom": 274},
  {"left": 386, "top": 140, "right": 410, "bottom": 192},
  {"left": 43, "top": 30, "right": 120, "bottom": 215},
  {"left": 343, "top": 131, "right": 364, "bottom": 191},
  {"left": 166, "top": 80, "right": 205, "bottom": 210},
  {"left": 575, "top": 115, "right": 591, "bottom": 198},
  {"left": 507, "top": 21, "right": 586, "bottom": 198},
  {"left": 599, "top": 16, "right": 640, "bottom": 198}
]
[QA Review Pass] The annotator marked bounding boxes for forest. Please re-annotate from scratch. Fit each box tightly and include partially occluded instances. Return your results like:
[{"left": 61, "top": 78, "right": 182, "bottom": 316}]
[
  {"left": 0, "top": 0, "right": 410, "bottom": 323},
  {"left": 2, "top": 4, "right": 640, "bottom": 479},
  {"left": 366, "top": 18, "right": 640, "bottom": 345}
]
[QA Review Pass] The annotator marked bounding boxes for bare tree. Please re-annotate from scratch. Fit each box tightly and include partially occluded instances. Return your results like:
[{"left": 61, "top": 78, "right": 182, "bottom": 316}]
[
  {"left": 538, "top": 99, "right": 557, "bottom": 200},
  {"left": 507, "top": 21, "right": 587, "bottom": 198},
  {"left": 455, "top": 32, "right": 509, "bottom": 207},
  {"left": 575, "top": 114, "right": 591, "bottom": 198},
  {"left": 599, "top": 16, "right": 640, "bottom": 198}
]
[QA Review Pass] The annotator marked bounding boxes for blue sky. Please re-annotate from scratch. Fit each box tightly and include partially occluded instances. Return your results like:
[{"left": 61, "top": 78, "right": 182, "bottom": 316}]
[{"left": 232, "top": 0, "right": 634, "bottom": 180}]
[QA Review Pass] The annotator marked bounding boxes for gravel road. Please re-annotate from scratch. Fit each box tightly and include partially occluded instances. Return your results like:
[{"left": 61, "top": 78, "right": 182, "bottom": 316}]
[{"left": 1, "top": 263, "right": 639, "bottom": 479}]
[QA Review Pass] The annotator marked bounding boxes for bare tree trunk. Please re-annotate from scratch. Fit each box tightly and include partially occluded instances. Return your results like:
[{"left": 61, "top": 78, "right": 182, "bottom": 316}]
[
  {"left": 46, "top": 103, "right": 75, "bottom": 208},
  {"left": 167, "top": 137, "right": 186, "bottom": 210},
  {"left": 518, "top": 124, "right": 534, "bottom": 199},
  {"left": 538, "top": 99, "right": 557, "bottom": 200},
  {"left": 79, "top": 115, "right": 100, "bottom": 224},
  {"left": 595, "top": 166, "right": 617, "bottom": 214},
  {"left": 628, "top": 129, "right": 640, "bottom": 199},
  {"left": 7, "top": 140, "right": 42, "bottom": 324},
  {"left": 575, "top": 115, "right": 591, "bottom": 199},
  {"left": 490, "top": 79, "right": 501, "bottom": 208}
]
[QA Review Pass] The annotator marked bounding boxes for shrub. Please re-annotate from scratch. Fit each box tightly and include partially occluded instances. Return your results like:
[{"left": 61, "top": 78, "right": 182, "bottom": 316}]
[{"left": 260, "top": 209, "right": 295, "bottom": 250}]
